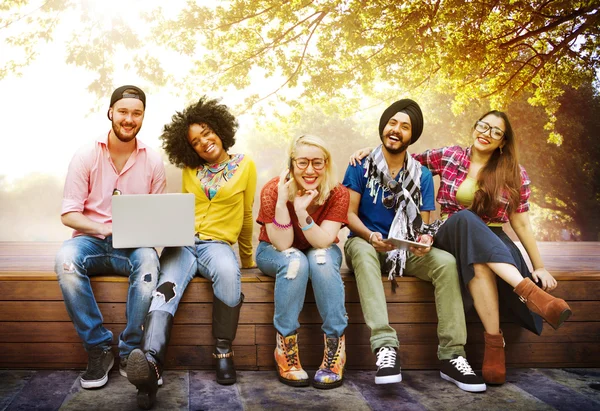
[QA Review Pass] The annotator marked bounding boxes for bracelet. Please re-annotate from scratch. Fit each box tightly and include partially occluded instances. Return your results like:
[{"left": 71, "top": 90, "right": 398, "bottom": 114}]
[
  {"left": 301, "top": 221, "right": 315, "bottom": 231},
  {"left": 368, "top": 232, "right": 377, "bottom": 244},
  {"left": 272, "top": 217, "right": 292, "bottom": 230}
]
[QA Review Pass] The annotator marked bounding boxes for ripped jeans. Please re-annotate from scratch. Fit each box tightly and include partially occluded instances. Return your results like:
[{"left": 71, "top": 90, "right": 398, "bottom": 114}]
[
  {"left": 256, "top": 241, "right": 347, "bottom": 338},
  {"left": 55, "top": 235, "right": 159, "bottom": 357},
  {"left": 149, "top": 239, "right": 242, "bottom": 316}
]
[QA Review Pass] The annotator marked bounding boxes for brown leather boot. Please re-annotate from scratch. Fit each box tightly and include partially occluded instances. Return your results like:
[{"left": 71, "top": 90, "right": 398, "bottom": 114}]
[
  {"left": 482, "top": 331, "right": 505, "bottom": 385},
  {"left": 513, "top": 278, "right": 572, "bottom": 330}
]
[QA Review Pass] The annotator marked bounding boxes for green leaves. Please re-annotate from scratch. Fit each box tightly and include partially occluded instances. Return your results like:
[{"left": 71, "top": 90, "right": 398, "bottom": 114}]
[{"left": 1, "top": 0, "right": 599, "bottom": 137}]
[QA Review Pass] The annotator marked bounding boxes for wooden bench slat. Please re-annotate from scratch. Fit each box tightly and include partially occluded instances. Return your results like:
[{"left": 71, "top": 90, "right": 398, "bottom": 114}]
[
  {"left": 1, "top": 278, "right": 597, "bottom": 303},
  {"left": 3, "top": 321, "right": 596, "bottom": 347},
  {"left": 2, "top": 241, "right": 599, "bottom": 276},
  {"left": 0, "top": 322, "right": 257, "bottom": 345},
  {"left": 1, "top": 301, "right": 597, "bottom": 323}
]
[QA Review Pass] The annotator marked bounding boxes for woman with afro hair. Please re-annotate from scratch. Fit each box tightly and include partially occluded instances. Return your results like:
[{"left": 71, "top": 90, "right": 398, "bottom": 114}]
[{"left": 126, "top": 97, "right": 256, "bottom": 409}]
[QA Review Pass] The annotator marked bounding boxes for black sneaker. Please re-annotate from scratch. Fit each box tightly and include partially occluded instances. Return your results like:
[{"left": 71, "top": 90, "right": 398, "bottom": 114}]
[
  {"left": 375, "top": 346, "right": 402, "bottom": 384},
  {"left": 80, "top": 346, "right": 114, "bottom": 389},
  {"left": 121, "top": 354, "right": 163, "bottom": 385},
  {"left": 440, "top": 356, "right": 486, "bottom": 392}
]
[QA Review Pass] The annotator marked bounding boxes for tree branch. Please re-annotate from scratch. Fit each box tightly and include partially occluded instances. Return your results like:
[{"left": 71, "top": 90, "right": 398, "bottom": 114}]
[
  {"left": 511, "top": 12, "right": 600, "bottom": 96},
  {"left": 243, "top": 10, "right": 328, "bottom": 111},
  {"left": 499, "top": 6, "right": 598, "bottom": 49},
  {"left": 214, "top": 11, "right": 323, "bottom": 79},
  {"left": 212, "top": 0, "right": 299, "bottom": 31},
  {"left": 1, "top": 0, "right": 56, "bottom": 30}
]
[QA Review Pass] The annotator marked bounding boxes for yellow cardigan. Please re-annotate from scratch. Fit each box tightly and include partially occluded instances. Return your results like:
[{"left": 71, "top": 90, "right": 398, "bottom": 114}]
[{"left": 182, "top": 155, "right": 257, "bottom": 268}]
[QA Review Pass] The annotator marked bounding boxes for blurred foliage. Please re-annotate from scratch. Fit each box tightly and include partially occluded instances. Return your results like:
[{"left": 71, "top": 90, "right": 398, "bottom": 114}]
[
  {"left": 2, "top": 84, "right": 598, "bottom": 241},
  {"left": 507, "top": 82, "right": 600, "bottom": 240},
  {"left": 149, "top": 0, "right": 600, "bottom": 141},
  {"left": 1, "top": 0, "right": 599, "bottom": 241},
  {"left": 2, "top": 1, "right": 599, "bottom": 139}
]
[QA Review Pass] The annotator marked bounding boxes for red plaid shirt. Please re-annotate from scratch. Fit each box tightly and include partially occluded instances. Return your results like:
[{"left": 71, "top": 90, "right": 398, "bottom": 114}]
[{"left": 413, "top": 146, "right": 530, "bottom": 224}]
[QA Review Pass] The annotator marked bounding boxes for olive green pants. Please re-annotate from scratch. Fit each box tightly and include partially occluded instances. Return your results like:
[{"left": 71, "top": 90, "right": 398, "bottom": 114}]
[{"left": 344, "top": 236, "right": 467, "bottom": 360}]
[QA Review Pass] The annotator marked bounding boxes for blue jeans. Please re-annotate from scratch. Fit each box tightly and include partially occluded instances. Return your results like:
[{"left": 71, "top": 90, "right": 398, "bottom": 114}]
[
  {"left": 55, "top": 235, "right": 159, "bottom": 357},
  {"left": 150, "top": 239, "right": 242, "bottom": 315},
  {"left": 256, "top": 241, "right": 347, "bottom": 338}
]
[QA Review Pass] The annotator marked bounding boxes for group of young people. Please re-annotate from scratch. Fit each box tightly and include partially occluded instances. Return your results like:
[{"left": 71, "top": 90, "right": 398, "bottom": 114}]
[{"left": 55, "top": 85, "right": 572, "bottom": 409}]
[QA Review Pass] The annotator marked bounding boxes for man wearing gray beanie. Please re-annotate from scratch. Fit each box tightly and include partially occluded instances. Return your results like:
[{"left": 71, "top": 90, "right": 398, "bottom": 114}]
[{"left": 342, "top": 99, "right": 485, "bottom": 392}]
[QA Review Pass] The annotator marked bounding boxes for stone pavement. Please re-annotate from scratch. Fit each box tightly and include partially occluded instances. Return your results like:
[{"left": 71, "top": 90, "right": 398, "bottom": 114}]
[{"left": 1, "top": 368, "right": 599, "bottom": 411}]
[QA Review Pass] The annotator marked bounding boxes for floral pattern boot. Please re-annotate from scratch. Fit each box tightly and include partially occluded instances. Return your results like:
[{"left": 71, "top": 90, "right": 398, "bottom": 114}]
[
  {"left": 274, "top": 332, "right": 309, "bottom": 387},
  {"left": 313, "top": 334, "right": 346, "bottom": 389}
]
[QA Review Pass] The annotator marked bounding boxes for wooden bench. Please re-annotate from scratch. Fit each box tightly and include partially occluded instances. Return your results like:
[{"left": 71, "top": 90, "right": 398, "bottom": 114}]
[{"left": 0, "top": 241, "right": 598, "bottom": 370}]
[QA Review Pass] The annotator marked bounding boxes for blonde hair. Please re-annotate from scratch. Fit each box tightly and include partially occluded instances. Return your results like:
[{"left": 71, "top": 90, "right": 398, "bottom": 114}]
[{"left": 286, "top": 134, "right": 338, "bottom": 206}]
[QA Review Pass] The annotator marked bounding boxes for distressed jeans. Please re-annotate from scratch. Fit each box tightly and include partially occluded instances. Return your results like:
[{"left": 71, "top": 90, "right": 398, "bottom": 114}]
[
  {"left": 149, "top": 239, "right": 242, "bottom": 315},
  {"left": 344, "top": 236, "right": 467, "bottom": 359},
  {"left": 256, "top": 241, "right": 348, "bottom": 338},
  {"left": 55, "top": 235, "right": 159, "bottom": 357}
]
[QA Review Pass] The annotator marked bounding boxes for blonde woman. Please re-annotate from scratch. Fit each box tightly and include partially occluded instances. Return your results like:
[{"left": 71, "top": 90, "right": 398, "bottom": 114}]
[{"left": 256, "top": 135, "right": 349, "bottom": 389}]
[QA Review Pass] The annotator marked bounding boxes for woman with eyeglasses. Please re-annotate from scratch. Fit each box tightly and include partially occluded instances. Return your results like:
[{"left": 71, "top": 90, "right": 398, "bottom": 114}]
[
  {"left": 350, "top": 110, "right": 571, "bottom": 386},
  {"left": 256, "top": 134, "right": 349, "bottom": 389}
]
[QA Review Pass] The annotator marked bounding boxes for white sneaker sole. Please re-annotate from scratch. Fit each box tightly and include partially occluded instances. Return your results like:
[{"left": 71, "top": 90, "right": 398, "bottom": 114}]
[
  {"left": 440, "top": 371, "right": 487, "bottom": 392},
  {"left": 375, "top": 373, "right": 402, "bottom": 384},
  {"left": 80, "top": 357, "right": 114, "bottom": 389},
  {"left": 121, "top": 366, "right": 164, "bottom": 386}
]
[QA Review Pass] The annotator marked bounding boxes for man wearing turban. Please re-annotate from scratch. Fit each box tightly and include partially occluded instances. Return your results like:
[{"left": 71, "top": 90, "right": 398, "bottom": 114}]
[{"left": 342, "top": 99, "right": 486, "bottom": 392}]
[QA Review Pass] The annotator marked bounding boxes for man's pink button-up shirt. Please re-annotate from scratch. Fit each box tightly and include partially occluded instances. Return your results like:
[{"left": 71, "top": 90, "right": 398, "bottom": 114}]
[{"left": 61, "top": 133, "right": 167, "bottom": 237}]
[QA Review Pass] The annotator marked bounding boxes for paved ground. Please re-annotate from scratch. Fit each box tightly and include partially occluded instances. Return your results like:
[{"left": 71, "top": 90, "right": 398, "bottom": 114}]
[{"left": 1, "top": 368, "right": 599, "bottom": 410}]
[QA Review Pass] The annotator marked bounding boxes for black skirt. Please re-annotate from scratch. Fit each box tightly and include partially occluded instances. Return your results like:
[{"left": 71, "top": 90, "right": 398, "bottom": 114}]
[{"left": 434, "top": 209, "right": 543, "bottom": 335}]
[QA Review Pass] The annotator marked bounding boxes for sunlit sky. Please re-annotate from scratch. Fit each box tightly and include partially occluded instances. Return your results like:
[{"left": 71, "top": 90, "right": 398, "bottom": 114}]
[{"left": 0, "top": 0, "right": 264, "bottom": 184}]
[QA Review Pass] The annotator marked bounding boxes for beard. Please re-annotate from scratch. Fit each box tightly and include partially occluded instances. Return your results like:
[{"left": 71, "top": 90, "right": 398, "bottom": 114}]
[
  {"left": 112, "top": 120, "right": 140, "bottom": 143},
  {"left": 383, "top": 134, "right": 410, "bottom": 154}
]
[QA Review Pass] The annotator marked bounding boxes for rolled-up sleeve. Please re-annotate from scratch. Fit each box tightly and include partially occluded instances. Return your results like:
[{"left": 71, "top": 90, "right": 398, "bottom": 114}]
[
  {"left": 150, "top": 160, "right": 167, "bottom": 194},
  {"left": 61, "top": 148, "right": 91, "bottom": 216}
]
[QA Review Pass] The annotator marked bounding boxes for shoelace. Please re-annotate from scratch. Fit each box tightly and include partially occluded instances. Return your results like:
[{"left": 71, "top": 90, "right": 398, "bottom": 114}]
[
  {"left": 282, "top": 336, "right": 299, "bottom": 367},
  {"left": 322, "top": 339, "right": 340, "bottom": 370},
  {"left": 87, "top": 349, "right": 105, "bottom": 371},
  {"left": 375, "top": 347, "right": 396, "bottom": 369},
  {"left": 450, "top": 356, "right": 476, "bottom": 376}
]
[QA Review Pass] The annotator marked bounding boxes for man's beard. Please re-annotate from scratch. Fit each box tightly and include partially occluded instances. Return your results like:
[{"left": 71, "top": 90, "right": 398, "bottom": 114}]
[
  {"left": 384, "top": 137, "right": 409, "bottom": 154},
  {"left": 112, "top": 121, "right": 139, "bottom": 143}
]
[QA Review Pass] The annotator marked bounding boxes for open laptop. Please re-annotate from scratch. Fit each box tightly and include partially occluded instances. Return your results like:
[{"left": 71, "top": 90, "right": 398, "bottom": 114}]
[{"left": 111, "top": 193, "right": 195, "bottom": 248}]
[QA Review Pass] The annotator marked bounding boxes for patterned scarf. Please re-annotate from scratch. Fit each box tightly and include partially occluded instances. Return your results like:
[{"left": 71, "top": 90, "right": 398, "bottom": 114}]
[
  {"left": 197, "top": 154, "right": 243, "bottom": 199},
  {"left": 364, "top": 145, "right": 440, "bottom": 291}
]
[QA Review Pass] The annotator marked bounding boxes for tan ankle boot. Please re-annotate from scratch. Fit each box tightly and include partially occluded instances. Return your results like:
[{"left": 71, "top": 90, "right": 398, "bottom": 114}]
[
  {"left": 482, "top": 331, "right": 505, "bottom": 385},
  {"left": 514, "top": 278, "right": 572, "bottom": 330},
  {"left": 274, "top": 332, "right": 309, "bottom": 387}
]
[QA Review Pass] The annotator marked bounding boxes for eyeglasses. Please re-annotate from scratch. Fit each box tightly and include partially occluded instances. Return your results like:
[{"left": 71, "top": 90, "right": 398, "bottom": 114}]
[
  {"left": 474, "top": 121, "right": 505, "bottom": 140},
  {"left": 382, "top": 179, "right": 401, "bottom": 209},
  {"left": 293, "top": 157, "right": 326, "bottom": 171}
]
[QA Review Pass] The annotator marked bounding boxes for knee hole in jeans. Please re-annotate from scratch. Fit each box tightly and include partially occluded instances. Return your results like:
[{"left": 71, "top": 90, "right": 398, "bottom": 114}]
[
  {"left": 153, "top": 281, "right": 177, "bottom": 305},
  {"left": 282, "top": 248, "right": 304, "bottom": 280}
]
